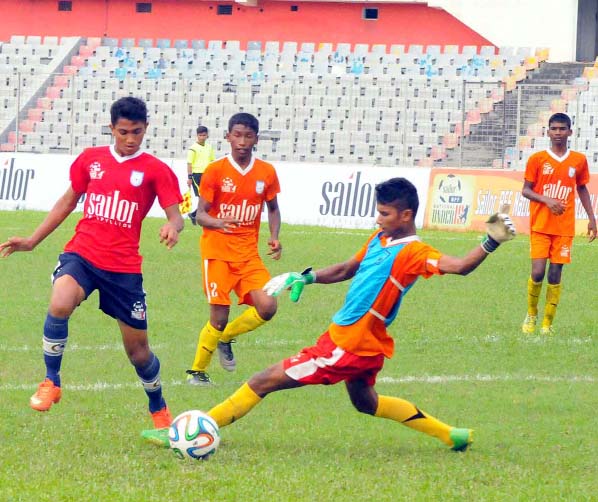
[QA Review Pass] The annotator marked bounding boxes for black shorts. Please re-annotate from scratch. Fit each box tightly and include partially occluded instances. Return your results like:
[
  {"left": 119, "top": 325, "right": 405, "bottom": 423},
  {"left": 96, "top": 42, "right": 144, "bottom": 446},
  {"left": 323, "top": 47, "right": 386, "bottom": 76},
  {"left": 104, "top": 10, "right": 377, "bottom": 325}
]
[
  {"left": 190, "top": 173, "right": 203, "bottom": 196},
  {"left": 52, "top": 252, "right": 148, "bottom": 330}
]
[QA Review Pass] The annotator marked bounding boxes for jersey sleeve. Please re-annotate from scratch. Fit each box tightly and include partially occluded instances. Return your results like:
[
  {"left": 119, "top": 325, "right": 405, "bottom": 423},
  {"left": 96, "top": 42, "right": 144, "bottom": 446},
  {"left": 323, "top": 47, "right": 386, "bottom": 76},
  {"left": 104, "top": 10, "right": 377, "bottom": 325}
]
[
  {"left": 186, "top": 147, "right": 195, "bottom": 164},
  {"left": 264, "top": 167, "right": 281, "bottom": 202},
  {"left": 69, "top": 150, "right": 91, "bottom": 194},
  {"left": 577, "top": 155, "right": 590, "bottom": 186},
  {"left": 199, "top": 163, "right": 217, "bottom": 203},
  {"left": 403, "top": 241, "right": 443, "bottom": 279},
  {"left": 156, "top": 163, "right": 183, "bottom": 208},
  {"left": 209, "top": 146, "right": 216, "bottom": 162},
  {"left": 524, "top": 154, "right": 539, "bottom": 184}
]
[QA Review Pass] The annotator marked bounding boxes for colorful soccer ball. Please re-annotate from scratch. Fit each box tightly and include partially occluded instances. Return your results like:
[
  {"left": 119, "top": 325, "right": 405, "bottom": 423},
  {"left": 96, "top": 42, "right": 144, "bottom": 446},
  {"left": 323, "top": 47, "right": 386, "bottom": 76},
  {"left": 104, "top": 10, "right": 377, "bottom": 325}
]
[{"left": 168, "top": 410, "right": 220, "bottom": 460}]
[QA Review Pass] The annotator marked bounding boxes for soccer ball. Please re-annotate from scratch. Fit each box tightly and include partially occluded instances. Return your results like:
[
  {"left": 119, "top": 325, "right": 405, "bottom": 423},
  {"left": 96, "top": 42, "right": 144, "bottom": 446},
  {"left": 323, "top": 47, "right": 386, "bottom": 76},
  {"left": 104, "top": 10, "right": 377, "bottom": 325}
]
[{"left": 168, "top": 410, "right": 220, "bottom": 460}]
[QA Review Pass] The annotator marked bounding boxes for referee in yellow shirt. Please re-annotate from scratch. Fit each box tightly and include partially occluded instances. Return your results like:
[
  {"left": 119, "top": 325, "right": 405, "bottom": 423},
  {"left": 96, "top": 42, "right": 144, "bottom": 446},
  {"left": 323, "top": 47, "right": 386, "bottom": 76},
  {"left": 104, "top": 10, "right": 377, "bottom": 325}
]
[{"left": 187, "top": 125, "right": 216, "bottom": 224}]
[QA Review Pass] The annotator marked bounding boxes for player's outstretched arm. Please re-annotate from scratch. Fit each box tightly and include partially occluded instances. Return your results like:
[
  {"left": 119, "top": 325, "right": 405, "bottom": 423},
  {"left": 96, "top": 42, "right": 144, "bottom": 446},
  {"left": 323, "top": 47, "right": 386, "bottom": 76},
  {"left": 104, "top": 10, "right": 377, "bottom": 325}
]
[
  {"left": 439, "top": 212, "right": 516, "bottom": 276},
  {"left": 0, "top": 187, "right": 80, "bottom": 257},
  {"left": 159, "top": 204, "right": 185, "bottom": 249},
  {"left": 264, "top": 258, "right": 360, "bottom": 302}
]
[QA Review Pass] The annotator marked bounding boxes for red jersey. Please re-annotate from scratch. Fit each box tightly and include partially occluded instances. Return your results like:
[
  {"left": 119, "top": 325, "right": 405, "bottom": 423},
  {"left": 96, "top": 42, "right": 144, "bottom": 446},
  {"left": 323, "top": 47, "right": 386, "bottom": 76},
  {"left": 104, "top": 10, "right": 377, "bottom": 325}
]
[
  {"left": 199, "top": 154, "right": 280, "bottom": 262},
  {"left": 64, "top": 146, "right": 182, "bottom": 273},
  {"left": 525, "top": 149, "right": 590, "bottom": 236}
]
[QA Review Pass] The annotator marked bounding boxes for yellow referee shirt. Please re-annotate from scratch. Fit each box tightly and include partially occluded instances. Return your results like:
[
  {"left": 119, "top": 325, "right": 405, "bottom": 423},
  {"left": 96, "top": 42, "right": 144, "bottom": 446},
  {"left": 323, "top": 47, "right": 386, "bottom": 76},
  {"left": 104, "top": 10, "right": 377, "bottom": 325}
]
[{"left": 187, "top": 143, "right": 216, "bottom": 174}]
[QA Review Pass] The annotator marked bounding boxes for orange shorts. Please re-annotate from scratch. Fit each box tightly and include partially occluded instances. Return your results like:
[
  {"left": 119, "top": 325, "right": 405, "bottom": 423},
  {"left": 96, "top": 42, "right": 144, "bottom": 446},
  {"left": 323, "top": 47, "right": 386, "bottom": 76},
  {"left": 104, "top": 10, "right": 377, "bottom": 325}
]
[
  {"left": 530, "top": 231, "right": 573, "bottom": 264},
  {"left": 283, "top": 331, "right": 385, "bottom": 386},
  {"left": 201, "top": 257, "right": 270, "bottom": 306}
]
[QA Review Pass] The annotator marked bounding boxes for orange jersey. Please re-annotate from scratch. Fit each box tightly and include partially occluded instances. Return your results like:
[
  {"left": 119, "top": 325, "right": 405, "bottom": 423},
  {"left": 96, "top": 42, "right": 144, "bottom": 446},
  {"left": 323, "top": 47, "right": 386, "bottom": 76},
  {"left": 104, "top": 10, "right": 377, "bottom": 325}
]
[
  {"left": 199, "top": 154, "right": 280, "bottom": 261},
  {"left": 524, "top": 149, "right": 590, "bottom": 236},
  {"left": 328, "top": 231, "right": 443, "bottom": 358}
]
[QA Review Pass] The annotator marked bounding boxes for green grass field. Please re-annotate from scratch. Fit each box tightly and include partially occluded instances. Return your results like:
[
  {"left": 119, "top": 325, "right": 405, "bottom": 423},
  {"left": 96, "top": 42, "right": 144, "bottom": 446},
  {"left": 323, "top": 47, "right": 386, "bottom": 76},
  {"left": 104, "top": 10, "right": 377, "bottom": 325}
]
[{"left": 2, "top": 210, "right": 598, "bottom": 501}]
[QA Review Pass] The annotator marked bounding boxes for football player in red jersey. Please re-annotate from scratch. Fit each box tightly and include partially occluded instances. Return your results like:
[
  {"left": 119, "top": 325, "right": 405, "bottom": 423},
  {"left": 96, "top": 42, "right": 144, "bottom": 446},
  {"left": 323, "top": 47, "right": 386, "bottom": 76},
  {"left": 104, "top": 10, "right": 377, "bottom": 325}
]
[{"left": 0, "top": 97, "right": 183, "bottom": 435}]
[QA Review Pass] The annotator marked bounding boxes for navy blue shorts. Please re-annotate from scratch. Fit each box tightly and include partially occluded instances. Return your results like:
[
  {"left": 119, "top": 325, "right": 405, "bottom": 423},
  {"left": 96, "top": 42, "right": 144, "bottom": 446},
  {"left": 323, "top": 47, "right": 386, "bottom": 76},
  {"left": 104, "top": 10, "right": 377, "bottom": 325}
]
[{"left": 52, "top": 252, "right": 148, "bottom": 330}]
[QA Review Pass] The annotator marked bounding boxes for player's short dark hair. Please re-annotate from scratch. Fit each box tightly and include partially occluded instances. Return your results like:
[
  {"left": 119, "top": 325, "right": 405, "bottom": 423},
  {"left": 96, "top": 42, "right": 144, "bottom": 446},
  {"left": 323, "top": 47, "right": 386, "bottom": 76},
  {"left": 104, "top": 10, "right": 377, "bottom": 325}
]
[
  {"left": 375, "top": 177, "right": 419, "bottom": 217},
  {"left": 197, "top": 125, "right": 208, "bottom": 134},
  {"left": 228, "top": 112, "right": 259, "bottom": 134},
  {"left": 110, "top": 97, "right": 147, "bottom": 125},
  {"left": 549, "top": 112, "right": 571, "bottom": 129}
]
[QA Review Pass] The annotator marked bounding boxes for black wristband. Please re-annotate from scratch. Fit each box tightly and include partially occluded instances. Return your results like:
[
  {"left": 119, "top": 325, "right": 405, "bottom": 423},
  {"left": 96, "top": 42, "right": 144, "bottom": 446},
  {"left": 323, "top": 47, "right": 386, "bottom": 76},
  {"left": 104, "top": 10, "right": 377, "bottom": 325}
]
[
  {"left": 188, "top": 174, "right": 194, "bottom": 179},
  {"left": 481, "top": 235, "right": 500, "bottom": 253}
]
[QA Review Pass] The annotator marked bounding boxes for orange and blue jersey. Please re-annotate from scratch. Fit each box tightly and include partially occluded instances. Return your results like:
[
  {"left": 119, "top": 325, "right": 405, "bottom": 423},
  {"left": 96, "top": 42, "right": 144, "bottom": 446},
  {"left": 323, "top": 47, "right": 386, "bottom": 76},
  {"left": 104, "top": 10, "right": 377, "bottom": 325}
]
[{"left": 328, "top": 230, "right": 443, "bottom": 358}]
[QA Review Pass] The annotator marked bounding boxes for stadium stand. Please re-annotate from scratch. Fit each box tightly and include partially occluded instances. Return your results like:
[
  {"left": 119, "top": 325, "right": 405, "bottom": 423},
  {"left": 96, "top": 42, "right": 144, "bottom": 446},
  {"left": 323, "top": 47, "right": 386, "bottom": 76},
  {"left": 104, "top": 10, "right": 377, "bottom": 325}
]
[{"left": 0, "top": 36, "right": 574, "bottom": 168}]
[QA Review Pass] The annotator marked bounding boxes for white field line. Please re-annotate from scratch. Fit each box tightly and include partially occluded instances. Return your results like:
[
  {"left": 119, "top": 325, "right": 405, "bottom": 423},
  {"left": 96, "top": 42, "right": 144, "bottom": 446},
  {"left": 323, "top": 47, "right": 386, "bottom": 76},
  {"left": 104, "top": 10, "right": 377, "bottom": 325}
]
[
  {"left": 0, "top": 343, "right": 166, "bottom": 352},
  {"left": 1, "top": 374, "right": 597, "bottom": 393},
  {"left": 2, "top": 335, "right": 594, "bottom": 353}
]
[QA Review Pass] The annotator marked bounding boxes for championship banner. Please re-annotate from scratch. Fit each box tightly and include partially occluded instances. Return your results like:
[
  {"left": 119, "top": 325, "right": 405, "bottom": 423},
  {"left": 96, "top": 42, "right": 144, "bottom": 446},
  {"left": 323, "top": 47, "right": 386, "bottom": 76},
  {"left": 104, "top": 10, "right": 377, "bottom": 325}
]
[{"left": 424, "top": 169, "right": 598, "bottom": 235}]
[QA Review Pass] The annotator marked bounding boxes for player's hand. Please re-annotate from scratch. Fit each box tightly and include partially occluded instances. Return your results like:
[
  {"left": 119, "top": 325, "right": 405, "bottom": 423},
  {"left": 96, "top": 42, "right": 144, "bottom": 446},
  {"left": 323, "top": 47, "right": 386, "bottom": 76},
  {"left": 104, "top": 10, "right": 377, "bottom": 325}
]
[
  {"left": 267, "top": 239, "right": 282, "bottom": 260},
  {"left": 186, "top": 178, "right": 192, "bottom": 187},
  {"left": 588, "top": 221, "right": 597, "bottom": 243},
  {"left": 217, "top": 217, "right": 241, "bottom": 233},
  {"left": 485, "top": 213, "right": 516, "bottom": 243},
  {"left": 159, "top": 223, "right": 179, "bottom": 249},
  {"left": 0, "top": 236, "right": 35, "bottom": 257},
  {"left": 546, "top": 198, "right": 565, "bottom": 215},
  {"left": 263, "top": 267, "right": 315, "bottom": 302}
]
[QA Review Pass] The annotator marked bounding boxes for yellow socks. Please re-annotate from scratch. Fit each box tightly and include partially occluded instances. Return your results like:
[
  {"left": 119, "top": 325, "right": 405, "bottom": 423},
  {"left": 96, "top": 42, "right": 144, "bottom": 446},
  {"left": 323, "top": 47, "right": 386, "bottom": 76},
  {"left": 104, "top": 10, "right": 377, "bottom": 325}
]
[
  {"left": 527, "top": 278, "right": 542, "bottom": 316},
  {"left": 220, "top": 306, "right": 267, "bottom": 343},
  {"left": 375, "top": 395, "right": 453, "bottom": 446},
  {"left": 542, "top": 283, "right": 561, "bottom": 329},
  {"left": 208, "top": 383, "right": 262, "bottom": 428},
  {"left": 190, "top": 322, "right": 223, "bottom": 372}
]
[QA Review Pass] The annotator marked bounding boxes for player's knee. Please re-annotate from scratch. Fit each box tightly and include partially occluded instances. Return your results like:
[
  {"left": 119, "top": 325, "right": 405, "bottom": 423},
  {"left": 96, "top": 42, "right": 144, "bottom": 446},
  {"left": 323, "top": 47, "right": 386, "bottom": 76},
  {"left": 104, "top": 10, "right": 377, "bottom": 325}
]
[
  {"left": 352, "top": 400, "right": 376, "bottom": 415},
  {"left": 256, "top": 297, "right": 277, "bottom": 321},
  {"left": 126, "top": 344, "right": 151, "bottom": 367},
  {"left": 349, "top": 395, "right": 376, "bottom": 415}
]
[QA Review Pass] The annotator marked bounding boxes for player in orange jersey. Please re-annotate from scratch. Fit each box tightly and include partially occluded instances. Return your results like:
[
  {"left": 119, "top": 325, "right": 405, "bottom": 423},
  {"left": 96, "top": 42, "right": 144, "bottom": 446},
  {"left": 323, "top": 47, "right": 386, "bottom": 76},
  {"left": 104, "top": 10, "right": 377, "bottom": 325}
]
[
  {"left": 521, "top": 113, "right": 596, "bottom": 335},
  {"left": 143, "top": 177, "right": 516, "bottom": 450},
  {"left": 186, "top": 113, "right": 282, "bottom": 385}
]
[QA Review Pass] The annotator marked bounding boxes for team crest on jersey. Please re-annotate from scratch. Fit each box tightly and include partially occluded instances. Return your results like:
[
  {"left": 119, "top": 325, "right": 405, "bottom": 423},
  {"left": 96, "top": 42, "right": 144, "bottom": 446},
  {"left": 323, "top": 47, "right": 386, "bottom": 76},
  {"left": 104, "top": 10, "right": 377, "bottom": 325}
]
[
  {"left": 568, "top": 167, "right": 575, "bottom": 178},
  {"left": 130, "top": 170, "right": 144, "bottom": 187},
  {"left": 222, "top": 177, "right": 237, "bottom": 193},
  {"left": 89, "top": 162, "right": 104, "bottom": 180},
  {"left": 255, "top": 180, "right": 265, "bottom": 194},
  {"left": 131, "top": 301, "right": 146, "bottom": 321},
  {"left": 542, "top": 162, "right": 554, "bottom": 175}
]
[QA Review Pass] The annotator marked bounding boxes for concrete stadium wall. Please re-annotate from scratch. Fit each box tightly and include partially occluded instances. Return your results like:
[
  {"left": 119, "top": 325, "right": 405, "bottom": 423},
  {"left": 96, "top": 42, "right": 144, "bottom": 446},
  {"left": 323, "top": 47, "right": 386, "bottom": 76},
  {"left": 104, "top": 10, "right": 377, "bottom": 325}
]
[{"left": 0, "top": 0, "right": 492, "bottom": 49}]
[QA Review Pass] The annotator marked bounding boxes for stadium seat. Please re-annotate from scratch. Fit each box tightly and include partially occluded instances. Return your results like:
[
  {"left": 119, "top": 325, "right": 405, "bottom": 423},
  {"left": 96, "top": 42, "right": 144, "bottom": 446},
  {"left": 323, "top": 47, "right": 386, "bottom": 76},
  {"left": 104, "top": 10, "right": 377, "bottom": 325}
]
[
  {"left": 156, "top": 38, "right": 171, "bottom": 49},
  {"left": 138, "top": 38, "right": 153, "bottom": 48}
]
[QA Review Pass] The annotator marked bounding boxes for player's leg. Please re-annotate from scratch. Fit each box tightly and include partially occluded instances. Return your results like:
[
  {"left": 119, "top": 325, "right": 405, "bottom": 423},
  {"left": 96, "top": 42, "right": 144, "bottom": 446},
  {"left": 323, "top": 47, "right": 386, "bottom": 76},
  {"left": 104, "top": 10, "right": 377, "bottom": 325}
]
[
  {"left": 96, "top": 269, "right": 170, "bottom": 428},
  {"left": 31, "top": 254, "right": 89, "bottom": 412},
  {"left": 188, "top": 259, "right": 233, "bottom": 384},
  {"left": 540, "top": 235, "right": 570, "bottom": 335},
  {"left": 523, "top": 232, "right": 549, "bottom": 334},
  {"left": 208, "top": 362, "right": 303, "bottom": 427},
  {"left": 218, "top": 260, "right": 276, "bottom": 371},
  {"left": 541, "top": 262, "right": 564, "bottom": 335},
  {"left": 188, "top": 304, "right": 229, "bottom": 384},
  {"left": 346, "top": 378, "right": 472, "bottom": 451},
  {"left": 188, "top": 173, "right": 201, "bottom": 224},
  {"left": 119, "top": 320, "right": 171, "bottom": 428}
]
